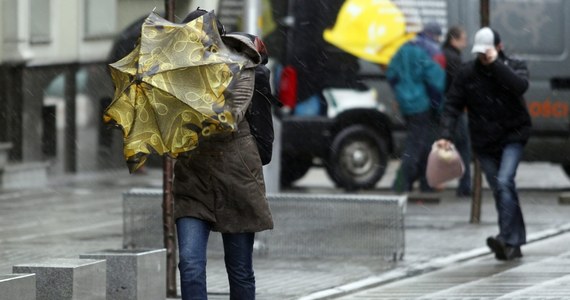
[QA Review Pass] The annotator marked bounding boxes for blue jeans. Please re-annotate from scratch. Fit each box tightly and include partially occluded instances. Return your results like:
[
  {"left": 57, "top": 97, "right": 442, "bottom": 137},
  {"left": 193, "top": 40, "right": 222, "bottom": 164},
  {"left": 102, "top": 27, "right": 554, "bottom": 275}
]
[
  {"left": 477, "top": 143, "right": 526, "bottom": 247},
  {"left": 176, "top": 217, "right": 256, "bottom": 300}
]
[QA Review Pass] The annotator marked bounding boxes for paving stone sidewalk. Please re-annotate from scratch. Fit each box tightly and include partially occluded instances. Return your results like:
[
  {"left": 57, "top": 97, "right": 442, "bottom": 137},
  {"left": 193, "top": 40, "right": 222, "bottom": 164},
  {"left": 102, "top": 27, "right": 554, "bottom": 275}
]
[{"left": 1, "top": 167, "right": 570, "bottom": 299}]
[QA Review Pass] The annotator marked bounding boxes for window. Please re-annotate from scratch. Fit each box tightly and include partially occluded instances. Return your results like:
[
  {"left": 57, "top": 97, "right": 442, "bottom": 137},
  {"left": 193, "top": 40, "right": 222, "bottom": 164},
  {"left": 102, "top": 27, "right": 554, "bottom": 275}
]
[
  {"left": 84, "top": 0, "right": 116, "bottom": 39},
  {"left": 492, "top": 0, "right": 565, "bottom": 56},
  {"left": 30, "top": 0, "right": 52, "bottom": 44}
]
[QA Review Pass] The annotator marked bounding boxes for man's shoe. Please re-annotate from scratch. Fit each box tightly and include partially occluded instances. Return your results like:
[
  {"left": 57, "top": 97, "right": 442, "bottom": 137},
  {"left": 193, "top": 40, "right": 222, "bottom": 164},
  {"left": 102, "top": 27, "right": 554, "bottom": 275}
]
[
  {"left": 487, "top": 236, "right": 523, "bottom": 261},
  {"left": 504, "top": 246, "right": 523, "bottom": 260},
  {"left": 486, "top": 236, "right": 507, "bottom": 260}
]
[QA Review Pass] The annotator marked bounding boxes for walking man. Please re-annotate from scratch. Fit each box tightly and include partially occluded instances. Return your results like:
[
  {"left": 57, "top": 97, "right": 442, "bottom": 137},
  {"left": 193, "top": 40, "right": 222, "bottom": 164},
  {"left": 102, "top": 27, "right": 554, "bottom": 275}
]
[{"left": 437, "top": 27, "right": 531, "bottom": 260}]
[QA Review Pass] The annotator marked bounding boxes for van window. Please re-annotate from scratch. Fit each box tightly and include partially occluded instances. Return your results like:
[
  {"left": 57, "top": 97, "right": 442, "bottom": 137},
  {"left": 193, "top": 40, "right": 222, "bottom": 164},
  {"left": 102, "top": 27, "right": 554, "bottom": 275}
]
[{"left": 491, "top": 0, "right": 565, "bottom": 57}]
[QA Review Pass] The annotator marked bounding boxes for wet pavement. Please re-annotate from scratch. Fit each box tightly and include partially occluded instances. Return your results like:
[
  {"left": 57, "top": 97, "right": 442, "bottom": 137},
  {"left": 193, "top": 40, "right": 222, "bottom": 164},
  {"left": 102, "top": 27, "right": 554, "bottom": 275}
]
[
  {"left": 334, "top": 232, "right": 570, "bottom": 300},
  {"left": 1, "top": 162, "right": 570, "bottom": 299}
]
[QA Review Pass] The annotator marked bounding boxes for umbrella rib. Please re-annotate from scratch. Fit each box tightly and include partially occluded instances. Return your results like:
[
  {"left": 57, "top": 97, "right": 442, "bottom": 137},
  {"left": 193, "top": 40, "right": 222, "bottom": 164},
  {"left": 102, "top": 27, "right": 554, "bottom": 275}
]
[{"left": 119, "top": 80, "right": 135, "bottom": 97}]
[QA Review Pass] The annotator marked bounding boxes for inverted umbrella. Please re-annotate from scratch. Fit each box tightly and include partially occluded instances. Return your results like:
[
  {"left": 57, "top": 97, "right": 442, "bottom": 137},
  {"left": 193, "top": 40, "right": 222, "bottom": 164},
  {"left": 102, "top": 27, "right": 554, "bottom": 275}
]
[
  {"left": 323, "top": 0, "right": 416, "bottom": 65},
  {"left": 104, "top": 11, "right": 249, "bottom": 172}
]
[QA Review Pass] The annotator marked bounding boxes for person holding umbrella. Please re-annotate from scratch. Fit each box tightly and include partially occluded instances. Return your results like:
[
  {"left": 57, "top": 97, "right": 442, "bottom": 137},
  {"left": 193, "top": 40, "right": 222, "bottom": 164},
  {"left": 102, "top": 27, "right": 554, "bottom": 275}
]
[
  {"left": 437, "top": 27, "right": 531, "bottom": 261},
  {"left": 171, "top": 10, "right": 274, "bottom": 300},
  {"left": 104, "top": 8, "right": 273, "bottom": 299}
]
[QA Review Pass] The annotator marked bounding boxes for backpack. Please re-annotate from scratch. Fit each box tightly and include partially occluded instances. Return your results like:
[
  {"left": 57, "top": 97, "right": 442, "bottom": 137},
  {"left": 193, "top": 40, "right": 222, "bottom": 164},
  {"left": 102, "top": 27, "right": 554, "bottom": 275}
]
[{"left": 246, "top": 64, "right": 280, "bottom": 165}]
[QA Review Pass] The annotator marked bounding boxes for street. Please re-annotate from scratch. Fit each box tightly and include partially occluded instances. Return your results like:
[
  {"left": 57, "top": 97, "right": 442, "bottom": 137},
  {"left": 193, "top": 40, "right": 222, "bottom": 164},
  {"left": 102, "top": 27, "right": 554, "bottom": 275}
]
[{"left": 1, "top": 162, "right": 570, "bottom": 299}]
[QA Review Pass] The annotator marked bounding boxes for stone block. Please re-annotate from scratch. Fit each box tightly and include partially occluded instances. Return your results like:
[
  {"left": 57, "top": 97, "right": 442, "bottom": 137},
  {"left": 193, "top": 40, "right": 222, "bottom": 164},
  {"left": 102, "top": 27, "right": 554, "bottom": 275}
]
[
  {"left": 122, "top": 189, "right": 164, "bottom": 249},
  {"left": 123, "top": 189, "right": 407, "bottom": 260},
  {"left": 258, "top": 193, "right": 407, "bottom": 260},
  {"left": 80, "top": 249, "right": 166, "bottom": 300},
  {"left": 0, "top": 142, "right": 12, "bottom": 167},
  {"left": 13, "top": 258, "right": 106, "bottom": 300},
  {"left": 0, "top": 273, "right": 36, "bottom": 300},
  {"left": 1, "top": 161, "right": 49, "bottom": 190},
  {"left": 122, "top": 188, "right": 226, "bottom": 255}
]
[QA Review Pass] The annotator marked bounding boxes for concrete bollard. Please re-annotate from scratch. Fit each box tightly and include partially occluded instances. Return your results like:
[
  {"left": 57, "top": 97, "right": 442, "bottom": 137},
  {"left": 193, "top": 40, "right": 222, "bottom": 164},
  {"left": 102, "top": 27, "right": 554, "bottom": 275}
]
[
  {"left": 0, "top": 273, "right": 36, "bottom": 300},
  {"left": 80, "top": 249, "right": 166, "bottom": 300},
  {"left": 122, "top": 189, "right": 164, "bottom": 249},
  {"left": 13, "top": 258, "right": 106, "bottom": 300},
  {"left": 123, "top": 189, "right": 407, "bottom": 260},
  {"left": 0, "top": 142, "right": 12, "bottom": 167}
]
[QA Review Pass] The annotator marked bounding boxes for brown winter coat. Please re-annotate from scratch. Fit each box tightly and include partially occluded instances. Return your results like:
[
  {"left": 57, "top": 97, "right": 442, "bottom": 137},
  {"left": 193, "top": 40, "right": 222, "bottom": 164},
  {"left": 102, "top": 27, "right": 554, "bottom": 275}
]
[{"left": 172, "top": 35, "right": 273, "bottom": 233}]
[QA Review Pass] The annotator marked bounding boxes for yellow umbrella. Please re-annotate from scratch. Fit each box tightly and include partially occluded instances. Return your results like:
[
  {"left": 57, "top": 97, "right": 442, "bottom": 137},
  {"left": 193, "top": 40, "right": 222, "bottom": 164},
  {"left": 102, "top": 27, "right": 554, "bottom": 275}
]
[
  {"left": 104, "top": 11, "right": 249, "bottom": 172},
  {"left": 323, "top": 0, "right": 416, "bottom": 65}
]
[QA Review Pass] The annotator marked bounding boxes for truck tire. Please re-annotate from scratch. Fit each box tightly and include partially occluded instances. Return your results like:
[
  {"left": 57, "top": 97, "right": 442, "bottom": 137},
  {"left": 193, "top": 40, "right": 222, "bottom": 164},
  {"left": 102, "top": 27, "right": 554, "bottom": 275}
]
[
  {"left": 280, "top": 154, "right": 312, "bottom": 188},
  {"left": 326, "top": 125, "right": 388, "bottom": 190},
  {"left": 563, "top": 164, "right": 570, "bottom": 178}
]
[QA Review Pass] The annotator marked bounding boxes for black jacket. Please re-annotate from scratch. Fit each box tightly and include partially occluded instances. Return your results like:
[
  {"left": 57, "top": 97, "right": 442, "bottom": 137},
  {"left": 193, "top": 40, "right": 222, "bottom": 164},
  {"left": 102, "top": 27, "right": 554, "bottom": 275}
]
[
  {"left": 442, "top": 43, "right": 462, "bottom": 93},
  {"left": 440, "top": 52, "right": 532, "bottom": 154}
]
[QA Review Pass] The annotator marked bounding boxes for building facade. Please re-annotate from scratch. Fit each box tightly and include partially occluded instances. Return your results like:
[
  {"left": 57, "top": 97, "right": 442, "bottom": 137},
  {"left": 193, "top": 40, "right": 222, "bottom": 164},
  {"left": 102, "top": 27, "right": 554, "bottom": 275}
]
[{"left": 0, "top": 0, "right": 203, "bottom": 176}]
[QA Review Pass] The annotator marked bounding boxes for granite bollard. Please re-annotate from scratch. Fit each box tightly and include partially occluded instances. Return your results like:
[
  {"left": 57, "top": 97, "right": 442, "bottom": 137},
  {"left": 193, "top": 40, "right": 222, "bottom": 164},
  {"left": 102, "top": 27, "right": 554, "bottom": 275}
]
[
  {"left": 80, "top": 249, "right": 166, "bottom": 300},
  {"left": 0, "top": 273, "right": 36, "bottom": 300},
  {"left": 13, "top": 258, "right": 106, "bottom": 300},
  {"left": 122, "top": 189, "right": 164, "bottom": 249},
  {"left": 123, "top": 189, "right": 407, "bottom": 260}
]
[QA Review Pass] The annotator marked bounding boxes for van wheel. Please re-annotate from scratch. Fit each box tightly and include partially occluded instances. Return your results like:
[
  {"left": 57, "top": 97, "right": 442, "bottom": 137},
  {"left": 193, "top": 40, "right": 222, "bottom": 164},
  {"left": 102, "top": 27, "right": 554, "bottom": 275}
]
[
  {"left": 563, "top": 164, "right": 570, "bottom": 178},
  {"left": 280, "top": 154, "right": 312, "bottom": 188},
  {"left": 326, "top": 125, "right": 388, "bottom": 190}
]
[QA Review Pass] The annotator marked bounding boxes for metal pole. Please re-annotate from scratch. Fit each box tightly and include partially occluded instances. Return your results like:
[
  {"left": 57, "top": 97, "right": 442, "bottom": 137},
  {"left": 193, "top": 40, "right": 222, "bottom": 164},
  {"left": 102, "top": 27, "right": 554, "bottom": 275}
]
[
  {"left": 480, "top": 0, "right": 490, "bottom": 28},
  {"left": 162, "top": 156, "right": 176, "bottom": 297},
  {"left": 470, "top": 0, "right": 490, "bottom": 224},
  {"left": 163, "top": 0, "right": 177, "bottom": 297},
  {"left": 64, "top": 64, "right": 78, "bottom": 173},
  {"left": 244, "top": 0, "right": 261, "bottom": 35},
  {"left": 470, "top": 157, "right": 483, "bottom": 223}
]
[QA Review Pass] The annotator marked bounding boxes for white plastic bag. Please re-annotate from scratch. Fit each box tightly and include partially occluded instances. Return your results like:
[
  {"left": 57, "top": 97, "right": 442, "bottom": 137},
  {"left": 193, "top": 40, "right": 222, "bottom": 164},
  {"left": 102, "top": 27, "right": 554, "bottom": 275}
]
[{"left": 426, "top": 142, "right": 465, "bottom": 188}]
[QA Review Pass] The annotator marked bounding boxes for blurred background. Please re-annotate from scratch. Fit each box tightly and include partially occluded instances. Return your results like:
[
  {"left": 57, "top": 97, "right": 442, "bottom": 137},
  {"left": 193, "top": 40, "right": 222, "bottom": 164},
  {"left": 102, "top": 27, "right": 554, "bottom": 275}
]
[{"left": 0, "top": 0, "right": 569, "bottom": 191}]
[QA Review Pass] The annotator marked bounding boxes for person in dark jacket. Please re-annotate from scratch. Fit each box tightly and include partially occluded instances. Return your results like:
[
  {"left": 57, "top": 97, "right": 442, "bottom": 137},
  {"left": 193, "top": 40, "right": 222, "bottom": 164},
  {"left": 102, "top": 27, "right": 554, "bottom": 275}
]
[
  {"left": 442, "top": 26, "right": 472, "bottom": 197},
  {"left": 173, "top": 10, "right": 273, "bottom": 300},
  {"left": 437, "top": 27, "right": 531, "bottom": 261}
]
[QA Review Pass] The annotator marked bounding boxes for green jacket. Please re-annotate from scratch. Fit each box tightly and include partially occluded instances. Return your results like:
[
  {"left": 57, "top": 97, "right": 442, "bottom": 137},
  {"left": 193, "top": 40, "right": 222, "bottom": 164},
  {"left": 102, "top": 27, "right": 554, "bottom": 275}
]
[{"left": 386, "top": 42, "right": 446, "bottom": 116}]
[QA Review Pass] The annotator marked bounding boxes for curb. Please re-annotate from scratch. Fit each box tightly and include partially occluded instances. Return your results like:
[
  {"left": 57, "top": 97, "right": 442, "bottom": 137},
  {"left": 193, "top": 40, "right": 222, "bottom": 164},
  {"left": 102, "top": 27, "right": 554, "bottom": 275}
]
[{"left": 298, "top": 222, "right": 570, "bottom": 300}]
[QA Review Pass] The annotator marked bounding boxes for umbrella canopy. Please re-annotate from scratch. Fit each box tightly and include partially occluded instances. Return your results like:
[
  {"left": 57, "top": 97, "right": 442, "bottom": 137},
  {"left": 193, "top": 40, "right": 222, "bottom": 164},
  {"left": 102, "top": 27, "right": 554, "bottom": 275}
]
[
  {"left": 323, "top": 0, "right": 416, "bottom": 65},
  {"left": 104, "top": 11, "right": 250, "bottom": 172},
  {"left": 107, "top": 13, "right": 151, "bottom": 64}
]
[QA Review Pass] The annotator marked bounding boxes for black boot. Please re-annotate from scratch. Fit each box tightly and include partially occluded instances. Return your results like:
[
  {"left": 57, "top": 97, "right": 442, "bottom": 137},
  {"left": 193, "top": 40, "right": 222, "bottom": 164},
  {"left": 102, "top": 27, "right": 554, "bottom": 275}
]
[{"left": 486, "top": 236, "right": 523, "bottom": 261}]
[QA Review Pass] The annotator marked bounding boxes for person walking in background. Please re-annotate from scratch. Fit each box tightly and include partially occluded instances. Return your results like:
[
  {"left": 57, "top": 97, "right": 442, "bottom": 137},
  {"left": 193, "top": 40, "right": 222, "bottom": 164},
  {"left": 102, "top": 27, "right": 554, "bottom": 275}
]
[
  {"left": 437, "top": 27, "right": 531, "bottom": 261},
  {"left": 387, "top": 22, "right": 446, "bottom": 193},
  {"left": 173, "top": 9, "right": 273, "bottom": 300},
  {"left": 442, "top": 26, "right": 472, "bottom": 197},
  {"left": 413, "top": 22, "right": 447, "bottom": 118},
  {"left": 414, "top": 22, "right": 446, "bottom": 69}
]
